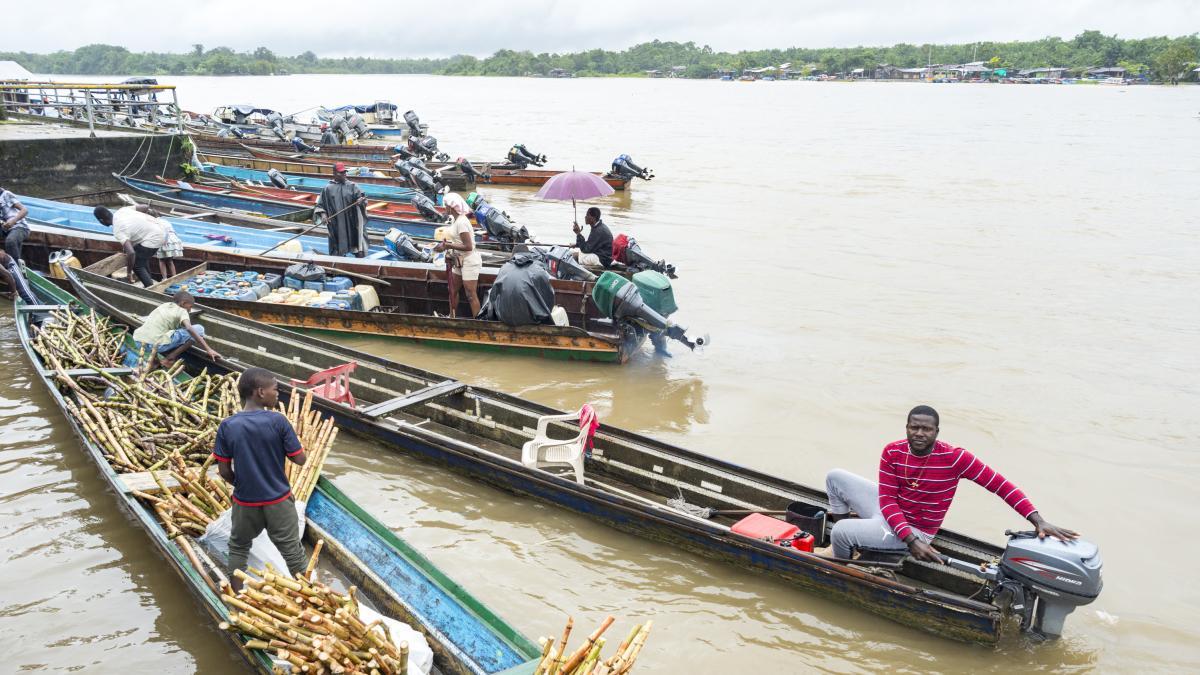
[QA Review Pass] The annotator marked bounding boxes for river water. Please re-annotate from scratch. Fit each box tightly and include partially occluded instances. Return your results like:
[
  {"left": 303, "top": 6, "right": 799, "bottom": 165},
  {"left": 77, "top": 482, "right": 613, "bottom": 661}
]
[{"left": 2, "top": 75, "right": 1198, "bottom": 672}]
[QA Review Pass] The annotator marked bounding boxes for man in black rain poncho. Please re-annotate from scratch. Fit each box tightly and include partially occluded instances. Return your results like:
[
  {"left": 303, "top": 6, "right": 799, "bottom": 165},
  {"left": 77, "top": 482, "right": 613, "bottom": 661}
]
[
  {"left": 478, "top": 252, "right": 555, "bottom": 326},
  {"left": 314, "top": 163, "right": 368, "bottom": 257}
]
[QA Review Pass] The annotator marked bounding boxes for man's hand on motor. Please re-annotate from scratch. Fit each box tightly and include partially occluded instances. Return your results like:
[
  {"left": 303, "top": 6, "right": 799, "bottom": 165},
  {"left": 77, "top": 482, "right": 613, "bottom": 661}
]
[{"left": 906, "top": 535, "right": 945, "bottom": 564}]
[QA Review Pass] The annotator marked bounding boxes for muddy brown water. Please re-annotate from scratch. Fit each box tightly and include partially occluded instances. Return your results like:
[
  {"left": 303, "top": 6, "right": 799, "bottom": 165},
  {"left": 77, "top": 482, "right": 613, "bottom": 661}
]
[{"left": 2, "top": 74, "right": 1198, "bottom": 672}]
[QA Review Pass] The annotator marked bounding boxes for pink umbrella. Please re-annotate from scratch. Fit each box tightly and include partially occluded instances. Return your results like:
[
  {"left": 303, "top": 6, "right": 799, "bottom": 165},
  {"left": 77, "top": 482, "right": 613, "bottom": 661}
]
[{"left": 533, "top": 169, "right": 615, "bottom": 221}]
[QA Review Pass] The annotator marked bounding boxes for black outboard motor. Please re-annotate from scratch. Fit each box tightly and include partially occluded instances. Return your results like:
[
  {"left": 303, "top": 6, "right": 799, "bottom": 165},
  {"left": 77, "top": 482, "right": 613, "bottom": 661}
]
[
  {"left": 267, "top": 168, "right": 290, "bottom": 190},
  {"left": 619, "top": 236, "right": 676, "bottom": 278},
  {"left": 507, "top": 144, "right": 547, "bottom": 169},
  {"left": 408, "top": 193, "right": 446, "bottom": 223},
  {"left": 610, "top": 154, "right": 653, "bottom": 181},
  {"left": 347, "top": 112, "right": 370, "bottom": 139},
  {"left": 409, "top": 135, "right": 449, "bottom": 162},
  {"left": 531, "top": 246, "right": 597, "bottom": 282},
  {"left": 409, "top": 166, "right": 442, "bottom": 200},
  {"left": 473, "top": 200, "right": 530, "bottom": 244},
  {"left": 403, "top": 110, "right": 421, "bottom": 137},
  {"left": 384, "top": 229, "right": 434, "bottom": 263},
  {"left": 265, "top": 111, "right": 287, "bottom": 140},
  {"left": 455, "top": 157, "right": 490, "bottom": 183},
  {"left": 392, "top": 144, "right": 417, "bottom": 161},
  {"left": 224, "top": 125, "right": 246, "bottom": 139}
]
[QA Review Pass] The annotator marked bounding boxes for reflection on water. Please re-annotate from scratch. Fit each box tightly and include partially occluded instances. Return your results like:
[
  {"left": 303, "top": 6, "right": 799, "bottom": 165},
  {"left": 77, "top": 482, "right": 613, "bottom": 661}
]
[{"left": 5, "top": 74, "right": 1200, "bottom": 672}]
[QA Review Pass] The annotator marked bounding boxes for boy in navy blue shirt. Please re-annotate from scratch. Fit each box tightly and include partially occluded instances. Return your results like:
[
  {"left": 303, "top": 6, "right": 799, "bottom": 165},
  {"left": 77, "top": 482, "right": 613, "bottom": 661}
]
[{"left": 214, "top": 367, "right": 308, "bottom": 585}]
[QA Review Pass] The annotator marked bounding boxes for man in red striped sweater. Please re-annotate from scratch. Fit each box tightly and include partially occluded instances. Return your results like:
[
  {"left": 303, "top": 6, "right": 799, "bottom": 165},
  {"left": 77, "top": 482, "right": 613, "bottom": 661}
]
[{"left": 826, "top": 405, "right": 1077, "bottom": 563}]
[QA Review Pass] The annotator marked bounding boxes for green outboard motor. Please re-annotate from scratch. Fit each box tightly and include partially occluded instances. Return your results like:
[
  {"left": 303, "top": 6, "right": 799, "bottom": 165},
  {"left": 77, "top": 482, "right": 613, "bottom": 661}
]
[{"left": 591, "top": 270, "right": 704, "bottom": 351}]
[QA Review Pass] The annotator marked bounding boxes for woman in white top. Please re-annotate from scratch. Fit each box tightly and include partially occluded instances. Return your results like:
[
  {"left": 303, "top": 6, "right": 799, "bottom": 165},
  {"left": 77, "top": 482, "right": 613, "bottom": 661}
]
[{"left": 435, "top": 193, "right": 482, "bottom": 318}]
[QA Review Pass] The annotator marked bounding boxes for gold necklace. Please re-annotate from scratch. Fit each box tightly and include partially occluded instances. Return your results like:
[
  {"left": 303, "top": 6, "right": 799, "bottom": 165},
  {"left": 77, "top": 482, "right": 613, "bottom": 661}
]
[{"left": 901, "top": 449, "right": 930, "bottom": 488}]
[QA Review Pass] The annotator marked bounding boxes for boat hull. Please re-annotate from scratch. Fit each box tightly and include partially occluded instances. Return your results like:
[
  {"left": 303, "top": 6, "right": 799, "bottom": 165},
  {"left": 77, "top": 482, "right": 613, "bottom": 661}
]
[{"left": 64, "top": 267, "right": 1009, "bottom": 644}]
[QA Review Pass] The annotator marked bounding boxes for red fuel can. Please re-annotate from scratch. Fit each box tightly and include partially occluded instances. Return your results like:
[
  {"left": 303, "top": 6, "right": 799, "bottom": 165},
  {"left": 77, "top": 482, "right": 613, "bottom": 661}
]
[
  {"left": 731, "top": 513, "right": 799, "bottom": 543},
  {"left": 791, "top": 531, "right": 816, "bottom": 552}
]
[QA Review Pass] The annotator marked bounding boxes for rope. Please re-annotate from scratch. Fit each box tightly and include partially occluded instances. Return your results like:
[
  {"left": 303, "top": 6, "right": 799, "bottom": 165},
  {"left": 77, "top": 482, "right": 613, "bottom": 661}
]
[
  {"left": 117, "top": 135, "right": 149, "bottom": 176},
  {"left": 129, "top": 135, "right": 154, "bottom": 177},
  {"left": 666, "top": 497, "right": 715, "bottom": 519},
  {"left": 160, "top": 134, "right": 174, "bottom": 178}
]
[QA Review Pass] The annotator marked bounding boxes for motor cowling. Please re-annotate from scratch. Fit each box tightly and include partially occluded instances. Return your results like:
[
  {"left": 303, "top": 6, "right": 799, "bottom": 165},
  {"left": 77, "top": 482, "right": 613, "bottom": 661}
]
[
  {"left": 507, "top": 144, "right": 546, "bottom": 168},
  {"left": 474, "top": 201, "right": 530, "bottom": 244},
  {"left": 611, "top": 154, "right": 653, "bottom": 181},
  {"left": 532, "top": 246, "right": 597, "bottom": 282},
  {"left": 409, "top": 167, "right": 442, "bottom": 200},
  {"left": 267, "top": 168, "right": 290, "bottom": 190},
  {"left": 384, "top": 228, "right": 433, "bottom": 263},
  {"left": 229, "top": 126, "right": 246, "bottom": 139},
  {"left": 456, "top": 157, "right": 488, "bottom": 183},
  {"left": 591, "top": 270, "right": 700, "bottom": 350},
  {"left": 403, "top": 110, "right": 421, "bottom": 137},
  {"left": 348, "top": 113, "right": 370, "bottom": 138},
  {"left": 997, "top": 534, "right": 1103, "bottom": 638},
  {"left": 331, "top": 114, "right": 353, "bottom": 141},
  {"left": 616, "top": 235, "right": 676, "bottom": 278},
  {"left": 409, "top": 135, "right": 441, "bottom": 160},
  {"left": 408, "top": 193, "right": 444, "bottom": 223}
]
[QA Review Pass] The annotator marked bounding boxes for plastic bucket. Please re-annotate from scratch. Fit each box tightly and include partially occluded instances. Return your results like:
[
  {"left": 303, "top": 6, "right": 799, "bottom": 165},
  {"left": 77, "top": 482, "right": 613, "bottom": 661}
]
[{"left": 785, "top": 502, "right": 827, "bottom": 548}]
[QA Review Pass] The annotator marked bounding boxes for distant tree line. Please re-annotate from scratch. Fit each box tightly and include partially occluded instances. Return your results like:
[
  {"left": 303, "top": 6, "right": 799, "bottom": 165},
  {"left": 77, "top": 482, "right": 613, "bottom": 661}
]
[{"left": 3, "top": 32, "right": 1198, "bottom": 82}]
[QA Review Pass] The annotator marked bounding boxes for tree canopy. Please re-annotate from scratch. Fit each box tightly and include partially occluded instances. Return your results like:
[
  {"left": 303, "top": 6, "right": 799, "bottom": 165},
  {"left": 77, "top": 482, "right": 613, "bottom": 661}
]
[{"left": 3, "top": 32, "right": 1197, "bottom": 81}]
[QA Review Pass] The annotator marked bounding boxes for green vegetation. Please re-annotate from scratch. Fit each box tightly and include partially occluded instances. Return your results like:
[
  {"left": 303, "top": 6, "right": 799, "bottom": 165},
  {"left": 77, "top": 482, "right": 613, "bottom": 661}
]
[{"left": 3, "top": 31, "right": 1197, "bottom": 82}]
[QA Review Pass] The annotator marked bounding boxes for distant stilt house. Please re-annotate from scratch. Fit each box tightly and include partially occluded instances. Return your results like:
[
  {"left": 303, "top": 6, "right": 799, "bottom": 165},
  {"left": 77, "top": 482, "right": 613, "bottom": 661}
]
[
  {"left": 645, "top": 69, "right": 663, "bottom": 78},
  {"left": 849, "top": 68, "right": 867, "bottom": 79},
  {"left": 1018, "top": 67, "right": 1068, "bottom": 81},
  {"left": 1085, "top": 66, "right": 1127, "bottom": 81},
  {"left": 873, "top": 64, "right": 900, "bottom": 79},
  {"left": 669, "top": 65, "right": 687, "bottom": 78},
  {"left": 713, "top": 68, "right": 736, "bottom": 80},
  {"left": 895, "top": 67, "right": 929, "bottom": 80},
  {"left": 547, "top": 68, "right": 574, "bottom": 78}
]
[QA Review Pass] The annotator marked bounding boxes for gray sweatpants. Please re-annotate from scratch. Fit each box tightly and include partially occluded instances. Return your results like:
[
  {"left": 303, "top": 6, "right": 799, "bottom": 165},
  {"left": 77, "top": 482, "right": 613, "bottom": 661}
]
[
  {"left": 825, "top": 469, "right": 932, "bottom": 559},
  {"left": 228, "top": 498, "right": 307, "bottom": 577}
]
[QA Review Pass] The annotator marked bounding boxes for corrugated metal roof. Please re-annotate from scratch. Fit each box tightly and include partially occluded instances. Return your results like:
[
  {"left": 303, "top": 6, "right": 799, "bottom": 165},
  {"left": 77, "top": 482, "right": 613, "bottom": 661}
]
[{"left": 0, "top": 60, "right": 34, "bottom": 79}]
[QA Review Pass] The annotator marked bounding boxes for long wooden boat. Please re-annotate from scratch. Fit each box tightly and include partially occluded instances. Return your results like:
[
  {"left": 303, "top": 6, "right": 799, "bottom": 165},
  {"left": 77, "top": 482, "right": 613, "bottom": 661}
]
[
  {"left": 192, "top": 134, "right": 416, "bottom": 160},
  {"left": 17, "top": 273, "right": 543, "bottom": 675},
  {"left": 60, "top": 264, "right": 1018, "bottom": 644},
  {"left": 199, "top": 162, "right": 431, "bottom": 202},
  {"left": 79, "top": 252, "right": 636, "bottom": 362},
  {"left": 115, "top": 174, "right": 455, "bottom": 240},
  {"left": 242, "top": 145, "right": 631, "bottom": 191},
  {"left": 200, "top": 150, "right": 476, "bottom": 191},
  {"left": 16, "top": 202, "right": 625, "bottom": 349}
]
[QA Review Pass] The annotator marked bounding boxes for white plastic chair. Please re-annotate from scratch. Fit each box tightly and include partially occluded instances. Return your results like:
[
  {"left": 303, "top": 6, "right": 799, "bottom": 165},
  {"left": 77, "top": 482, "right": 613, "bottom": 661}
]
[{"left": 521, "top": 411, "right": 591, "bottom": 484}]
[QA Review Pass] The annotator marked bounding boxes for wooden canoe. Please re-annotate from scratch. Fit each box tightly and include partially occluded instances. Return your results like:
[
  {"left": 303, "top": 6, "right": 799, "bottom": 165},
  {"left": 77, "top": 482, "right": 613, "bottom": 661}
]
[
  {"left": 61, "top": 264, "right": 1019, "bottom": 644},
  {"left": 16, "top": 275, "right": 543, "bottom": 675},
  {"left": 199, "top": 150, "right": 477, "bottom": 191},
  {"left": 242, "top": 145, "right": 631, "bottom": 191},
  {"left": 81, "top": 253, "right": 636, "bottom": 363}
]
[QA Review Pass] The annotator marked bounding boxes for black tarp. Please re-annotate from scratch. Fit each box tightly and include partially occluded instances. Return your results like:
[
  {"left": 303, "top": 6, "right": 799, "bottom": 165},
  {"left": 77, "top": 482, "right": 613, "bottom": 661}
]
[{"left": 478, "top": 253, "right": 555, "bottom": 326}]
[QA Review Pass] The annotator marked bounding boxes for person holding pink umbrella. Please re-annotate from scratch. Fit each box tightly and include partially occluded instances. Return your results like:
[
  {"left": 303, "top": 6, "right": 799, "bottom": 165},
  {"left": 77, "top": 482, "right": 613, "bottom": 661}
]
[
  {"left": 435, "top": 193, "right": 482, "bottom": 317},
  {"left": 571, "top": 206, "right": 613, "bottom": 268}
]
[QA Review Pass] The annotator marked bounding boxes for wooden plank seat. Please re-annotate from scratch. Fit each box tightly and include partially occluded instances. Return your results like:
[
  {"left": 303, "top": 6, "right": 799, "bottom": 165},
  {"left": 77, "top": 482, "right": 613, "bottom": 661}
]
[{"left": 360, "top": 380, "right": 467, "bottom": 419}]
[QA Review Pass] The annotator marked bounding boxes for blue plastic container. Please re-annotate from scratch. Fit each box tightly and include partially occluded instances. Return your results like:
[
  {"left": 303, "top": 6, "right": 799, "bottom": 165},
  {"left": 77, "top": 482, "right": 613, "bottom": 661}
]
[
  {"left": 303, "top": 279, "right": 325, "bottom": 292},
  {"left": 324, "top": 300, "right": 352, "bottom": 311},
  {"left": 165, "top": 283, "right": 183, "bottom": 295},
  {"left": 283, "top": 276, "right": 305, "bottom": 290},
  {"left": 261, "top": 273, "right": 282, "bottom": 289},
  {"left": 323, "top": 276, "right": 354, "bottom": 292},
  {"left": 233, "top": 288, "right": 258, "bottom": 302},
  {"left": 333, "top": 291, "right": 362, "bottom": 311}
]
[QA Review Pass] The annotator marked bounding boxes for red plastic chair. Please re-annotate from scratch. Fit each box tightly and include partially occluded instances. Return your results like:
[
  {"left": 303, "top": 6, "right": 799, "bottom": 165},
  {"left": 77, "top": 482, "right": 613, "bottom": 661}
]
[{"left": 290, "top": 361, "right": 357, "bottom": 406}]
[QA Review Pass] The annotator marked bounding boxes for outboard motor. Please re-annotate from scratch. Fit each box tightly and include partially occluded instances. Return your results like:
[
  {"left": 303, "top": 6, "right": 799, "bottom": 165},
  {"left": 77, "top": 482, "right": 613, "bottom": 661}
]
[
  {"left": 228, "top": 125, "right": 246, "bottom": 139},
  {"left": 591, "top": 271, "right": 704, "bottom": 352},
  {"left": 507, "top": 144, "right": 546, "bottom": 169},
  {"left": 455, "top": 157, "right": 490, "bottom": 183},
  {"left": 408, "top": 193, "right": 446, "bottom": 223},
  {"left": 347, "top": 112, "right": 370, "bottom": 139},
  {"left": 610, "top": 154, "right": 653, "bottom": 181},
  {"left": 384, "top": 228, "right": 433, "bottom": 263},
  {"left": 474, "top": 201, "right": 530, "bottom": 244},
  {"left": 392, "top": 144, "right": 417, "bottom": 161},
  {"left": 265, "top": 111, "right": 287, "bottom": 140},
  {"left": 408, "top": 166, "right": 442, "bottom": 200},
  {"left": 266, "top": 168, "right": 290, "bottom": 190},
  {"left": 409, "top": 135, "right": 449, "bottom": 162},
  {"left": 946, "top": 532, "right": 1102, "bottom": 639},
  {"left": 403, "top": 110, "right": 422, "bottom": 137},
  {"left": 615, "top": 235, "right": 676, "bottom": 278},
  {"left": 531, "top": 246, "right": 597, "bottom": 282},
  {"left": 330, "top": 113, "right": 354, "bottom": 141}
]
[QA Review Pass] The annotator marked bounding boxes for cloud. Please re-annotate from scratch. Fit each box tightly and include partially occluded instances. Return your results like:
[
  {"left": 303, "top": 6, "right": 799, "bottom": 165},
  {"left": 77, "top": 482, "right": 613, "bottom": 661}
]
[{"left": 5, "top": 0, "right": 1198, "bottom": 57}]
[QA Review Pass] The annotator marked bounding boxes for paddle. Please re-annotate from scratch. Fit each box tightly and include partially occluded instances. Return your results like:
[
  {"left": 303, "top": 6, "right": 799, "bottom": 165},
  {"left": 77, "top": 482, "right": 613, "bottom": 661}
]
[{"left": 257, "top": 198, "right": 364, "bottom": 257}]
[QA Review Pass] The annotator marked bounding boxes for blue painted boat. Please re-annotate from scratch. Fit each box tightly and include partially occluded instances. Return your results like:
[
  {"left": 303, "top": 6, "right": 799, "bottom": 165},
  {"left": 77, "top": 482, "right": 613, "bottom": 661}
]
[
  {"left": 18, "top": 193, "right": 407, "bottom": 262},
  {"left": 63, "top": 264, "right": 1032, "bottom": 645},
  {"left": 17, "top": 272, "right": 542, "bottom": 674},
  {"left": 200, "top": 162, "right": 423, "bottom": 202},
  {"left": 114, "top": 174, "right": 448, "bottom": 240}
]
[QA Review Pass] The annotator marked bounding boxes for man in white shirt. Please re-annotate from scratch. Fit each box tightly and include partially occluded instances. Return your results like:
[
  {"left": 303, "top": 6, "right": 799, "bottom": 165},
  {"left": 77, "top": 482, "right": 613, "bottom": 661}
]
[{"left": 93, "top": 205, "right": 168, "bottom": 287}]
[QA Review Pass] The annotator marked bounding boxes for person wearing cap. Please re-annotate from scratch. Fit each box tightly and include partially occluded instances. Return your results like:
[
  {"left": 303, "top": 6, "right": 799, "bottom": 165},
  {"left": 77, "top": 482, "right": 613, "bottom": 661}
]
[
  {"left": 314, "top": 163, "right": 368, "bottom": 257},
  {"left": 319, "top": 123, "right": 339, "bottom": 146}
]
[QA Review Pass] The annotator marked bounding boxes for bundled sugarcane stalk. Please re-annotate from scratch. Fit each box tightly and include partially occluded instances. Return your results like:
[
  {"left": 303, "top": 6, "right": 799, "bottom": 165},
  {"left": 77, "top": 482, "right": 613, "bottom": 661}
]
[
  {"left": 534, "top": 616, "right": 652, "bottom": 675},
  {"left": 219, "top": 546, "right": 409, "bottom": 675},
  {"left": 280, "top": 390, "right": 339, "bottom": 502},
  {"left": 30, "top": 308, "right": 128, "bottom": 373},
  {"left": 134, "top": 452, "right": 233, "bottom": 538}
]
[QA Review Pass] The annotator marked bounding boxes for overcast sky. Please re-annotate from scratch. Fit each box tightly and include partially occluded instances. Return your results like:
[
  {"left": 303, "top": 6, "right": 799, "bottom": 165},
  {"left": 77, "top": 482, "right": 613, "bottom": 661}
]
[{"left": 7, "top": 0, "right": 1198, "bottom": 58}]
